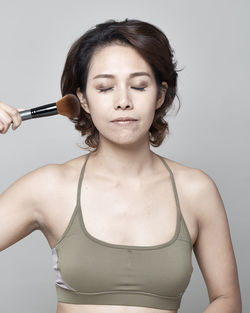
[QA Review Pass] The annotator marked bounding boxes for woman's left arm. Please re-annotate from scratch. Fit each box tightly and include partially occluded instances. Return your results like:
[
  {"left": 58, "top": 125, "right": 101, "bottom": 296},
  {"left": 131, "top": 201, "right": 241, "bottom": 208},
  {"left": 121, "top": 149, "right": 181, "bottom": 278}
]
[{"left": 192, "top": 170, "right": 242, "bottom": 313}]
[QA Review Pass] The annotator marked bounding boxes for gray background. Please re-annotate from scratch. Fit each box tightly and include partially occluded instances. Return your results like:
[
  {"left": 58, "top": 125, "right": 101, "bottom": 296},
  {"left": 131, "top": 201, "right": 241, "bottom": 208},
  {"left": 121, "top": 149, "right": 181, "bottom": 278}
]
[{"left": 0, "top": 0, "right": 249, "bottom": 312}]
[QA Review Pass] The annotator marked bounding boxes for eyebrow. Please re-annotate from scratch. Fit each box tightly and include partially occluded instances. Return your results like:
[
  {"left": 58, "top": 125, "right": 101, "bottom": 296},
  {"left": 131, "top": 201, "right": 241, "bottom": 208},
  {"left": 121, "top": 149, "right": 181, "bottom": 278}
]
[{"left": 93, "top": 72, "right": 151, "bottom": 80}]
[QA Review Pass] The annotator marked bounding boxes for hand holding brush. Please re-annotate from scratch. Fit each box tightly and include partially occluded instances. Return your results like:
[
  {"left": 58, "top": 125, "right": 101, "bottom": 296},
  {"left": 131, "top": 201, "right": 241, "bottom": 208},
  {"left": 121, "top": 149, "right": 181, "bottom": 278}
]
[{"left": 0, "top": 94, "right": 81, "bottom": 134}]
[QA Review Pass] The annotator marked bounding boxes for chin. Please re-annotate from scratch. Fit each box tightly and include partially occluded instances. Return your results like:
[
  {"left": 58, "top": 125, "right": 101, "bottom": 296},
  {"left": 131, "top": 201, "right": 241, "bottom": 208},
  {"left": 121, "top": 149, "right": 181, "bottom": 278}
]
[{"left": 109, "top": 133, "right": 149, "bottom": 147}]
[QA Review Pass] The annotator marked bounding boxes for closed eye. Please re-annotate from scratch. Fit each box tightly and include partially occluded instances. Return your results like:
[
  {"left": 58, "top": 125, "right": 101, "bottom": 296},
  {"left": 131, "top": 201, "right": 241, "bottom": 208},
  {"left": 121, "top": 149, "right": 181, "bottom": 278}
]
[
  {"left": 98, "top": 87, "right": 146, "bottom": 93},
  {"left": 98, "top": 87, "right": 113, "bottom": 93},
  {"left": 132, "top": 87, "right": 146, "bottom": 91}
]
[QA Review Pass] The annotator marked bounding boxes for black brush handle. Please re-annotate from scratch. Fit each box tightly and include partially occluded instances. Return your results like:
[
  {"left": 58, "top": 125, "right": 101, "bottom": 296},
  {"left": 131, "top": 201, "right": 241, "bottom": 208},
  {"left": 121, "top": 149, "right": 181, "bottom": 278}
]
[{"left": 19, "top": 103, "right": 58, "bottom": 121}]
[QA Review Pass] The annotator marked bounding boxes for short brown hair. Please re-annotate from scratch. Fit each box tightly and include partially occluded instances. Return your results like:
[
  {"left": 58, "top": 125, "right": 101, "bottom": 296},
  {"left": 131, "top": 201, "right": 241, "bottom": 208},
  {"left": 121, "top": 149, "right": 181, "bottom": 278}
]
[{"left": 61, "top": 18, "right": 181, "bottom": 152}]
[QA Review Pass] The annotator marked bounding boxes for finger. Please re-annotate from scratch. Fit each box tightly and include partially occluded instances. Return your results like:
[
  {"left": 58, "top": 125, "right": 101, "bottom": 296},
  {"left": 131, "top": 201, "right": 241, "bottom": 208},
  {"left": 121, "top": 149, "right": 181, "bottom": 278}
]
[
  {"left": 0, "top": 121, "right": 5, "bottom": 133},
  {"left": 11, "top": 109, "right": 23, "bottom": 129},
  {"left": 0, "top": 103, "right": 22, "bottom": 131}
]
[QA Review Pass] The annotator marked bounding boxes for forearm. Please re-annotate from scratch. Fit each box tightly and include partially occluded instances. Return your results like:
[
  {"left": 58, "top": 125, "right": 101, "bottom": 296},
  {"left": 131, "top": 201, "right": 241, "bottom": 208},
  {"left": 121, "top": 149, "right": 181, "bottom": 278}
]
[{"left": 202, "top": 295, "right": 242, "bottom": 313}]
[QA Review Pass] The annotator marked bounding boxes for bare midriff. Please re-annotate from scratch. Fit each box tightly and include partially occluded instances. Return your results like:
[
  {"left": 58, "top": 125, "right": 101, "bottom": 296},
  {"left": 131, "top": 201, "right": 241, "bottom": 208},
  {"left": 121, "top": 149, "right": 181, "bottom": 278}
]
[{"left": 57, "top": 303, "right": 177, "bottom": 313}]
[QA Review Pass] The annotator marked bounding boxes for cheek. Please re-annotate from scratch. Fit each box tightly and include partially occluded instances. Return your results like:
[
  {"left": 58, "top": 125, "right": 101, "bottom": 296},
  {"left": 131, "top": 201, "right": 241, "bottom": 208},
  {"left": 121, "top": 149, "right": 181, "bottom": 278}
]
[
  {"left": 90, "top": 109, "right": 107, "bottom": 131},
  {"left": 88, "top": 103, "right": 113, "bottom": 133},
  {"left": 85, "top": 90, "right": 107, "bottom": 122},
  {"left": 140, "top": 101, "right": 157, "bottom": 124},
  {"left": 146, "top": 110, "right": 156, "bottom": 129}
]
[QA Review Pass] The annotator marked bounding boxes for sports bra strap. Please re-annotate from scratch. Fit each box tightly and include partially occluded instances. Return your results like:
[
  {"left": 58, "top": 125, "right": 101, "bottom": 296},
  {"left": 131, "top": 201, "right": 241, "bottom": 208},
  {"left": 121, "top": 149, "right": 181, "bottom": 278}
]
[
  {"left": 157, "top": 155, "right": 181, "bottom": 212},
  {"left": 77, "top": 152, "right": 92, "bottom": 205}
]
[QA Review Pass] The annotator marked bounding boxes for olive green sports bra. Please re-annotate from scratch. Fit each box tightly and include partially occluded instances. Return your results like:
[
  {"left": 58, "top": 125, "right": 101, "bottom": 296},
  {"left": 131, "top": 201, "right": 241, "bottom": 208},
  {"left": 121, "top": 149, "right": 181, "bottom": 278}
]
[{"left": 51, "top": 152, "right": 193, "bottom": 311}]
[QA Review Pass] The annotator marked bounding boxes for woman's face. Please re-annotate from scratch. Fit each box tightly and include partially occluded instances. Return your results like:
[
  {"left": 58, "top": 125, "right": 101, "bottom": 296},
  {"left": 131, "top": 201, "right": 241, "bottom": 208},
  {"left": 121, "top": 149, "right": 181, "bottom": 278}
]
[{"left": 77, "top": 44, "right": 167, "bottom": 148}]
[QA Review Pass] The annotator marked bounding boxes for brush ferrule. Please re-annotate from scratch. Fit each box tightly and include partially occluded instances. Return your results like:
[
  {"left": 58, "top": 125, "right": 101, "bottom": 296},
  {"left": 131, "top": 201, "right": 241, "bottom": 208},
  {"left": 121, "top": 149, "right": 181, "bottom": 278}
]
[{"left": 19, "top": 109, "right": 32, "bottom": 121}]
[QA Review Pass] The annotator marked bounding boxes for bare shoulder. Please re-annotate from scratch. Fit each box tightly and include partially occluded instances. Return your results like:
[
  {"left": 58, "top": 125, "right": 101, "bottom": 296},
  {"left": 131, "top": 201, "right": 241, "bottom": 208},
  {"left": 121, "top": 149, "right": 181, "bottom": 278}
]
[
  {"left": 160, "top": 155, "right": 221, "bottom": 230},
  {"left": 37, "top": 154, "right": 86, "bottom": 192},
  {"left": 20, "top": 155, "right": 87, "bottom": 225},
  {"left": 0, "top": 161, "right": 68, "bottom": 205},
  {"left": 161, "top": 155, "right": 216, "bottom": 194},
  {"left": 29, "top": 154, "right": 86, "bottom": 188}
]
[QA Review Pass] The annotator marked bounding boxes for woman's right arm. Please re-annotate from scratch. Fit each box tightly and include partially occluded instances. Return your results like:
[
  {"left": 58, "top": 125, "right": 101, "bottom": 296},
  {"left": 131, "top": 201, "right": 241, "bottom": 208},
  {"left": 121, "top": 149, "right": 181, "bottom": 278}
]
[
  {"left": 0, "top": 170, "right": 42, "bottom": 251},
  {"left": 0, "top": 101, "right": 46, "bottom": 251}
]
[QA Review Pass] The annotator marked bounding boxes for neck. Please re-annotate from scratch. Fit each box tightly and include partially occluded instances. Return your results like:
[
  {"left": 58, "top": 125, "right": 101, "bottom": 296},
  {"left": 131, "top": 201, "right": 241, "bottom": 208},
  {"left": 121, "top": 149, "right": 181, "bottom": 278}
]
[{"left": 88, "top": 138, "right": 157, "bottom": 180}]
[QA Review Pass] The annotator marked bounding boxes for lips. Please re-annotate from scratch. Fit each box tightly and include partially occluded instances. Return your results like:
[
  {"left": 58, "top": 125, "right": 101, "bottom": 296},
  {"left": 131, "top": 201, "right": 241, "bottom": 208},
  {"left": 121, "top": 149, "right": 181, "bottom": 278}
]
[{"left": 111, "top": 117, "right": 137, "bottom": 122}]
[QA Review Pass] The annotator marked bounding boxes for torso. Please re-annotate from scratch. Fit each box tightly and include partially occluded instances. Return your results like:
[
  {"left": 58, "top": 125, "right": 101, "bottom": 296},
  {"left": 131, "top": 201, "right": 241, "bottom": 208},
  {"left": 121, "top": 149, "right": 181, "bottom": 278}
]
[{"left": 38, "top": 152, "right": 199, "bottom": 313}]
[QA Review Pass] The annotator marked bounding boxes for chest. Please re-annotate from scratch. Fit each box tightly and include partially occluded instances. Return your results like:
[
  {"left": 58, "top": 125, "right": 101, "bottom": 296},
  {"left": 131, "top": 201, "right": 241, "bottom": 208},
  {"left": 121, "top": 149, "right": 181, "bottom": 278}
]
[
  {"left": 43, "top": 171, "right": 188, "bottom": 249},
  {"left": 79, "top": 177, "right": 178, "bottom": 247}
]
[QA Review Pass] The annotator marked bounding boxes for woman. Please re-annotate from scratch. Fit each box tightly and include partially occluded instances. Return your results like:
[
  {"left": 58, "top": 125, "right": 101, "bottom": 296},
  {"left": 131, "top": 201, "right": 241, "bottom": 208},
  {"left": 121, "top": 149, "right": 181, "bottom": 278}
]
[{"left": 0, "top": 19, "right": 242, "bottom": 313}]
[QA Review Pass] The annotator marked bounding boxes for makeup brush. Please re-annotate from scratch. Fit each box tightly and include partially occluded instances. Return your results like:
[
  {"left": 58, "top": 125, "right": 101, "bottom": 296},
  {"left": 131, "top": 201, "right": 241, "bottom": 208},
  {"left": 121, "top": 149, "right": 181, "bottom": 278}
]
[{"left": 18, "top": 94, "right": 81, "bottom": 121}]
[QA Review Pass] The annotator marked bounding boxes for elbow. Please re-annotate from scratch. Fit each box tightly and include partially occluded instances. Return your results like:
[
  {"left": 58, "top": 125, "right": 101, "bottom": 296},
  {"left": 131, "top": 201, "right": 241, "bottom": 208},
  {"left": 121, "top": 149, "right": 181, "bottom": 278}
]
[
  {"left": 220, "top": 294, "right": 242, "bottom": 313},
  {"left": 210, "top": 293, "right": 242, "bottom": 313}
]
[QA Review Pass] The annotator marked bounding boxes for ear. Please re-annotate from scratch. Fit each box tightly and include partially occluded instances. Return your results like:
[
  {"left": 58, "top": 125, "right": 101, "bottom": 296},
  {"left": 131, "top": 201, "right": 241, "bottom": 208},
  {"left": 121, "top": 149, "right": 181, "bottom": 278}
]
[
  {"left": 155, "top": 82, "right": 168, "bottom": 110},
  {"left": 76, "top": 87, "right": 91, "bottom": 114}
]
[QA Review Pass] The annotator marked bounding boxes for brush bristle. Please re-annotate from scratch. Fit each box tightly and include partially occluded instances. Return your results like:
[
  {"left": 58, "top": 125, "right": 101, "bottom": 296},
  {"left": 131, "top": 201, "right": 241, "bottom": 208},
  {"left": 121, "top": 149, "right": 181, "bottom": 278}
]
[{"left": 56, "top": 94, "right": 81, "bottom": 118}]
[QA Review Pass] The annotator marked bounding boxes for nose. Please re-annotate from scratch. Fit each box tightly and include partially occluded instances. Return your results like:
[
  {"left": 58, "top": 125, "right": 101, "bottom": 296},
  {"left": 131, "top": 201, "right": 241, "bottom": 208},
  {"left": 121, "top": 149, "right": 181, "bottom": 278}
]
[{"left": 114, "top": 85, "right": 133, "bottom": 110}]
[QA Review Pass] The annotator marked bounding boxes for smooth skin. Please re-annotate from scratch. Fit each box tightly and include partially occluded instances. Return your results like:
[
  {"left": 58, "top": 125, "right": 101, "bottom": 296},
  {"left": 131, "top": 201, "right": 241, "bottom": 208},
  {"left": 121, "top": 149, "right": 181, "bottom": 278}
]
[{"left": 0, "top": 44, "right": 242, "bottom": 313}]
